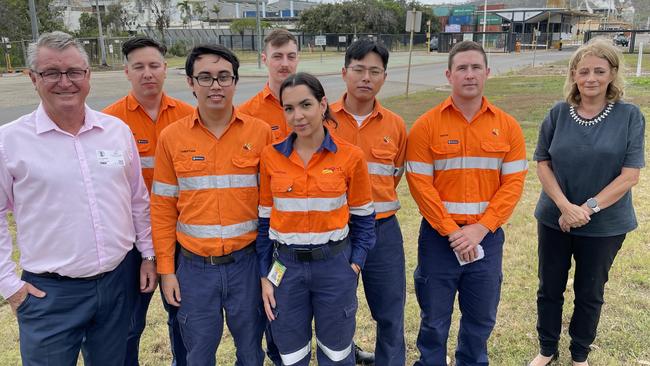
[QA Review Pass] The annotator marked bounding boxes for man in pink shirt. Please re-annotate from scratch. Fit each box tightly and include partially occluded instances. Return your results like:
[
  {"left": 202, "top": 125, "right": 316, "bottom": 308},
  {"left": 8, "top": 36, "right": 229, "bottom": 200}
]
[{"left": 0, "top": 31, "right": 156, "bottom": 365}]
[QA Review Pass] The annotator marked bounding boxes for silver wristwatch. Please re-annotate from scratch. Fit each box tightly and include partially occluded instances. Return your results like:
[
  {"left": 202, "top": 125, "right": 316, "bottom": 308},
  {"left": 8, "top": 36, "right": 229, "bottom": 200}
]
[
  {"left": 586, "top": 197, "right": 601, "bottom": 213},
  {"left": 142, "top": 256, "right": 156, "bottom": 262}
]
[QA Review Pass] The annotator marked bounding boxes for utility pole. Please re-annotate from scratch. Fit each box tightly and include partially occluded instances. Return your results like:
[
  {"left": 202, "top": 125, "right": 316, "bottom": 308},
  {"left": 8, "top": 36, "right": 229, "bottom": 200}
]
[
  {"left": 95, "top": 0, "right": 108, "bottom": 66},
  {"left": 28, "top": 0, "right": 39, "bottom": 41},
  {"left": 255, "top": 0, "right": 262, "bottom": 69},
  {"left": 482, "top": 0, "right": 487, "bottom": 48}
]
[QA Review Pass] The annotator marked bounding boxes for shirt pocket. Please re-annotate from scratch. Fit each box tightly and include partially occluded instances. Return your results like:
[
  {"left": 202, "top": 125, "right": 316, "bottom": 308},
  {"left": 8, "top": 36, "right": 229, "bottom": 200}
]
[
  {"left": 431, "top": 142, "right": 461, "bottom": 157},
  {"left": 480, "top": 141, "right": 511, "bottom": 157},
  {"left": 371, "top": 147, "right": 397, "bottom": 162},
  {"left": 173, "top": 155, "right": 208, "bottom": 175},
  {"left": 316, "top": 175, "right": 347, "bottom": 195},
  {"left": 270, "top": 176, "right": 294, "bottom": 193},
  {"left": 231, "top": 155, "right": 261, "bottom": 200}
]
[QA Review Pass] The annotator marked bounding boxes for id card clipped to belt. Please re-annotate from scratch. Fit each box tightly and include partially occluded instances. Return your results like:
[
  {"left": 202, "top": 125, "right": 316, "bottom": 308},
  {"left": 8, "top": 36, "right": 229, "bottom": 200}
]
[{"left": 267, "top": 259, "right": 286, "bottom": 287}]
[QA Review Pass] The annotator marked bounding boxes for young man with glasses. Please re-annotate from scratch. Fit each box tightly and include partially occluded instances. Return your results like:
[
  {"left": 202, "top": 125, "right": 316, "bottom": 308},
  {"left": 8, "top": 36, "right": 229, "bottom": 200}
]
[
  {"left": 150, "top": 44, "right": 272, "bottom": 365},
  {"left": 329, "top": 38, "right": 407, "bottom": 366},
  {"left": 103, "top": 36, "right": 194, "bottom": 366}
]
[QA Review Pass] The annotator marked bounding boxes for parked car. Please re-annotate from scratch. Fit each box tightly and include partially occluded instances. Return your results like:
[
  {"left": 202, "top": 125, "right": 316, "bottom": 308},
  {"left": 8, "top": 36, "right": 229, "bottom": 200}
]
[
  {"left": 613, "top": 33, "right": 629, "bottom": 47},
  {"left": 429, "top": 37, "right": 439, "bottom": 51}
]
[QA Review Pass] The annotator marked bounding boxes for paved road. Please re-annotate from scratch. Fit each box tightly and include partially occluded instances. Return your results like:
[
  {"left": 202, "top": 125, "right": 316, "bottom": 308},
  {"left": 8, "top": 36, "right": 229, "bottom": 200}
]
[{"left": 0, "top": 49, "right": 571, "bottom": 125}]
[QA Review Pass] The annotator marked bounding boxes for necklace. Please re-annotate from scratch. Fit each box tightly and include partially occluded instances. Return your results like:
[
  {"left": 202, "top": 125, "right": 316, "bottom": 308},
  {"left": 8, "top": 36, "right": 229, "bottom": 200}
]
[{"left": 569, "top": 103, "right": 614, "bottom": 126}]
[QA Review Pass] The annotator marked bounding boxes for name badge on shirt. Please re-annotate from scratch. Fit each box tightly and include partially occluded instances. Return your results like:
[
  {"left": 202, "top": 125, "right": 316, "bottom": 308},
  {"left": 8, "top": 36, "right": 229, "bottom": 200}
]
[{"left": 97, "top": 150, "right": 125, "bottom": 167}]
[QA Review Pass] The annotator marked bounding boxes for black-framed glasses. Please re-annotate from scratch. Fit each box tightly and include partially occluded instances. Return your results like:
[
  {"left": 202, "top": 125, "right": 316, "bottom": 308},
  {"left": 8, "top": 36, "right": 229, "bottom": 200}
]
[
  {"left": 192, "top": 74, "right": 236, "bottom": 87},
  {"left": 35, "top": 69, "right": 88, "bottom": 83},
  {"left": 346, "top": 65, "right": 385, "bottom": 78}
]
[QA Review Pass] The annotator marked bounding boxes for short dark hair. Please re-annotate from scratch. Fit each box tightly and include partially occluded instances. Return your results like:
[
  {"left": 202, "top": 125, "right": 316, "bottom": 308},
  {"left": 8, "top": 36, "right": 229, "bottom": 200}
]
[
  {"left": 185, "top": 44, "right": 240, "bottom": 82},
  {"left": 264, "top": 28, "right": 298, "bottom": 52},
  {"left": 122, "top": 36, "right": 167, "bottom": 61},
  {"left": 448, "top": 40, "right": 487, "bottom": 70},
  {"left": 344, "top": 38, "right": 389, "bottom": 69},
  {"left": 279, "top": 72, "right": 335, "bottom": 125}
]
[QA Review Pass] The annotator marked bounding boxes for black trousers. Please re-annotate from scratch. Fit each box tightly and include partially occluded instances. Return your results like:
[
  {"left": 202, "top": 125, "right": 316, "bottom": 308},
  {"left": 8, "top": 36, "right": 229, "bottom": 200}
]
[{"left": 535, "top": 222, "right": 625, "bottom": 362}]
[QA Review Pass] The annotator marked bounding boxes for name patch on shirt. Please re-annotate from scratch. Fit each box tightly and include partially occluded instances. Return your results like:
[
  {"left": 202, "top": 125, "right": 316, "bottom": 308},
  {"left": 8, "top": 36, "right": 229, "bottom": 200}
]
[
  {"left": 448, "top": 140, "right": 460, "bottom": 145},
  {"left": 97, "top": 150, "right": 125, "bottom": 166},
  {"left": 137, "top": 139, "right": 149, "bottom": 144},
  {"left": 192, "top": 156, "right": 205, "bottom": 161},
  {"left": 271, "top": 125, "right": 280, "bottom": 131}
]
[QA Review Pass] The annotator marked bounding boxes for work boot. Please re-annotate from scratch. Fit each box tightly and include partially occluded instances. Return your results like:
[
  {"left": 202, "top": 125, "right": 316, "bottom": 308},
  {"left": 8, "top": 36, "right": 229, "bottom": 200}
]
[{"left": 354, "top": 344, "right": 375, "bottom": 366}]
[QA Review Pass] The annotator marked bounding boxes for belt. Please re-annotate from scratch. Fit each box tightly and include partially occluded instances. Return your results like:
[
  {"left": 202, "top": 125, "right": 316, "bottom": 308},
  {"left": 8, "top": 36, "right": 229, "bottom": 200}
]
[
  {"left": 180, "top": 243, "right": 255, "bottom": 265},
  {"left": 23, "top": 270, "right": 107, "bottom": 281},
  {"left": 276, "top": 237, "right": 350, "bottom": 262}
]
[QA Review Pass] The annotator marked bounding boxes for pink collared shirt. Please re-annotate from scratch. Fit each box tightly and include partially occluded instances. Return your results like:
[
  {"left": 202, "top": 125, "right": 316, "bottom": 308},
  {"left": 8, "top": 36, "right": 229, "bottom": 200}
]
[{"left": 0, "top": 104, "right": 153, "bottom": 299}]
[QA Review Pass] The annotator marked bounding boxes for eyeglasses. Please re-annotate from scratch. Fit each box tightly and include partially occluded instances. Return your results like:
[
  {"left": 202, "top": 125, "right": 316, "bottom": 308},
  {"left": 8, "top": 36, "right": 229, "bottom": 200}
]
[
  {"left": 192, "top": 74, "right": 236, "bottom": 87},
  {"left": 347, "top": 66, "right": 385, "bottom": 78},
  {"left": 35, "top": 69, "right": 88, "bottom": 83}
]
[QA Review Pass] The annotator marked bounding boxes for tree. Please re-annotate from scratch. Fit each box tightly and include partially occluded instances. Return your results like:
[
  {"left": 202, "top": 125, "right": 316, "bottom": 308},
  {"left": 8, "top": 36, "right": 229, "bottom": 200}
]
[
  {"left": 0, "top": 0, "right": 66, "bottom": 41},
  {"left": 210, "top": 4, "right": 222, "bottom": 32},
  {"left": 177, "top": 0, "right": 192, "bottom": 29},
  {"left": 137, "top": 0, "right": 172, "bottom": 43},
  {"left": 77, "top": 12, "right": 99, "bottom": 38},
  {"left": 230, "top": 18, "right": 270, "bottom": 35}
]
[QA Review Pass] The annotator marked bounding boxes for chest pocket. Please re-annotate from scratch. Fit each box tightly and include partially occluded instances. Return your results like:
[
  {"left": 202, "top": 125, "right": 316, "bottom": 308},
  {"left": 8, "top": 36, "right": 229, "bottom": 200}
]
[
  {"left": 136, "top": 141, "right": 152, "bottom": 154},
  {"left": 316, "top": 176, "right": 347, "bottom": 195},
  {"left": 480, "top": 141, "right": 511, "bottom": 157},
  {"left": 271, "top": 177, "right": 294, "bottom": 194},
  {"left": 371, "top": 148, "right": 397, "bottom": 163},
  {"left": 173, "top": 154, "right": 207, "bottom": 174},
  {"left": 431, "top": 143, "right": 461, "bottom": 157},
  {"left": 232, "top": 155, "right": 260, "bottom": 171}
]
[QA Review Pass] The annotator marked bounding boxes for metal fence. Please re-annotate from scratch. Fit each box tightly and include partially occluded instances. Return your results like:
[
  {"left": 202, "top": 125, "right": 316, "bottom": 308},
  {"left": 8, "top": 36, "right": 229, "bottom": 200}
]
[
  {"left": 584, "top": 29, "right": 650, "bottom": 53},
  {"left": 438, "top": 32, "right": 512, "bottom": 53},
  {"left": 0, "top": 40, "right": 30, "bottom": 72}
]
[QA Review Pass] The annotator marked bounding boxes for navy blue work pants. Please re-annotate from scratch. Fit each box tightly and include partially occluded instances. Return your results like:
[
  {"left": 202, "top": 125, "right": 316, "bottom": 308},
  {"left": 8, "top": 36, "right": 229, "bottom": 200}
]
[
  {"left": 17, "top": 255, "right": 130, "bottom": 366},
  {"left": 361, "top": 215, "right": 406, "bottom": 366},
  {"left": 123, "top": 246, "right": 186, "bottom": 366},
  {"left": 176, "top": 245, "right": 265, "bottom": 366},
  {"left": 414, "top": 219, "right": 504, "bottom": 366},
  {"left": 271, "top": 243, "right": 358, "bottom": 366},
  {"left": 536, "top": 223, "right": 625, "bottom": 362}
]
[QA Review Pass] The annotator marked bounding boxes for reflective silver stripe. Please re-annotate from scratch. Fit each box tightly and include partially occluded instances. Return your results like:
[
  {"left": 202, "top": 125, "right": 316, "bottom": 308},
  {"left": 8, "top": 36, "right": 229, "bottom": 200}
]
[
  {"left": 501, "top": 159, "right": 529, "bottom": 175},
  {"left": 374, "top": 200, "right": 401, "bottom": 213},
  {"left": 280, "top": 342, "right": 311, "bottom": 365},
  {"left": 434, "top": 157, "right": 502, "bottom": 171},
  {"left": 316, "top": 339, "right": 352, "bottom": 362},
  {"left": 177, "top": 220, "right": 257, "bottom": 239},
  {"left": 443, "top": 201, "right": 489, "bottom": 215},
  {"left": 367, "top": 162, "right": 395, "bottom": 176},
  {"left": 349, "top": 202, "right": 374, "bottom": 216},
  {"left": 394, "top": 166, "right": 405, "bottom": 177},
  {"left": 269, "top": 226, "right": 349, "bottom": 245},
  {"left": 178, "top": 174, "right": 258, "bottom": 191},
  {"left": 406, "top": 161, "right": 434, "bottom": 176},
  {"left": 152, "top": 181, "right": 179, "bottom": 197},
  {"left": 274, "top": 194, "right": 347, "bottom": 212},
  {"left": 140, "top": 156, "right": 155, "bottom": 168},
  {"left": 258, "top": 205, "right": 272, "bottom": 218}
]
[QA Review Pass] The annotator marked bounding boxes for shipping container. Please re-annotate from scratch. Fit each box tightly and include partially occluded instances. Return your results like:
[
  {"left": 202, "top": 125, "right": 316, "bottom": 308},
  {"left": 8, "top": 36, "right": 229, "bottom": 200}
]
[
  {"left": 433, "top": 6, "right": 450, "bottom": 17},
  {"left": 461, "top": 25, "right": 476, "bottom": 33},
  {"left": 480, "top": 24, "right": 503, "bottom": 32},
  {"left": 451, "top": 5, "right": 476, "bottom": 17},
  {"left": 477, "top": 4, "right": 505, "bottom": 11},
  {"left": 477, "top": 14, "right": 503, "bottom": 25},
  {"left": 438, "top": 16, "right": 448, "bottom": 29},
  {"left": 449, "top": 15, "right": 475, "bottom": 25}
]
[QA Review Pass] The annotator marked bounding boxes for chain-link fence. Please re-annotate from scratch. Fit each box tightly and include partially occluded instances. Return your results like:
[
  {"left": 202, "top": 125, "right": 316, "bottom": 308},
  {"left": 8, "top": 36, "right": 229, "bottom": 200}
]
[{"left": 0, "top": 40, "right": 30, "bottom": 72}]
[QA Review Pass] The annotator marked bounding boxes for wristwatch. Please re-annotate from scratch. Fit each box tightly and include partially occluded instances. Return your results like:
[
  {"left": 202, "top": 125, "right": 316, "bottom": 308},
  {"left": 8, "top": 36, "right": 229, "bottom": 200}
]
[
  {"left": 142, "top": 256, "right": 156, "bottom": 262},
  {"left": 586, "top": 197, "right": 601, "bottom": 213}
]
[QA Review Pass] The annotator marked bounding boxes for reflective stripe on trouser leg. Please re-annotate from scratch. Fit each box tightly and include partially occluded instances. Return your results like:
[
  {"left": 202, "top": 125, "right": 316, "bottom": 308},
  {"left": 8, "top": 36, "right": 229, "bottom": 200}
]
[
  {"left": 313, "top": 245, "right": 358, "bottom": 365},
  {"left": 272, "top": 250, "right": 314, "bottom": 366},
  {"left": 362, "top": 215, "right": 406, "bottom": 366}
]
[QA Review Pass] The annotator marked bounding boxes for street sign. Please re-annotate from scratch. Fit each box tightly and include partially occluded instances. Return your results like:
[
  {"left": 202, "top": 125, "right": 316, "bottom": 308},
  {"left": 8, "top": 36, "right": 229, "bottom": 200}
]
[
  {"left": 338, "top": 36, "right": 346, "bottom": 43},
  {"left": 315, "top": 36, "right": 326, "bottom": 46},
  {"left": 405, "top": 10, "right": 422, "bottom": 32}
]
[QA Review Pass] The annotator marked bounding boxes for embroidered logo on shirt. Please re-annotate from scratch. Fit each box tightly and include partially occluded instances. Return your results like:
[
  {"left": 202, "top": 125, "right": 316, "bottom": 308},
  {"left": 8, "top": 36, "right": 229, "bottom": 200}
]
[
  {"left": 448, "top": 140, "right": 459, "bottom": 144},
  {"left": 243, "top": 143, "right": 253, "bottom": 151},
  {"left": 271, "top": 125, "right": 280, "bottom": 131},
  {"left": 383, "top": 136, "right": 391, "bottom": 143},
  {"left": 137, "top": 139, "right": 149, "bottom": 144},
  {"left": 492, "top": 129, "right": 500, "bottom": 136},
  {"left": 322, "top": 168, "right": 334, "bottom": 174},
  {"left": 192, "top": 156, "right": 205, "bottom": 161}
]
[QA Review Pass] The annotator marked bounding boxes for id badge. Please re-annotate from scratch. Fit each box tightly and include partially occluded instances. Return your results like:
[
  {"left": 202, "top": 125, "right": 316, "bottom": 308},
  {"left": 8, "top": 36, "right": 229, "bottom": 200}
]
[
  {"left": 455, "top": 245, "right": 485, "bottom": 266},
  {"left": 267, "top": 259, "right": 286, "bottom": 287}
]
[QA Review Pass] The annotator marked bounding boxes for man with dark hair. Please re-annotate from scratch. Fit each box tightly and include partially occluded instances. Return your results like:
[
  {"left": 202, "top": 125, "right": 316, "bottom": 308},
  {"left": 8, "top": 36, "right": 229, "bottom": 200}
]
[
  {"left": 151, "top": 44, "right": 271, "bottom": 365},
  {"left": 103, "top": 35, "right": 194, "bottom": 366},
  {"left": 0, "top": 31, "right": 156, "bottom": 365},
  {"left": 239, "top": 28, "right": 298, "bottom": 142},
  {"left": 330, "top": 38, "right": 407, "bottom": 366},
  {"left": 406, "top": 40, "right": 527, "bottom": 365}
]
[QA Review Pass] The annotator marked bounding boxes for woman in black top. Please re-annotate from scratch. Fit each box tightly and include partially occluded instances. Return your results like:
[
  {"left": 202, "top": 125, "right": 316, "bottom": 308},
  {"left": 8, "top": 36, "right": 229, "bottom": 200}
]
[{"left": 528, "top": 38, "right": 645, "bottom": 366}]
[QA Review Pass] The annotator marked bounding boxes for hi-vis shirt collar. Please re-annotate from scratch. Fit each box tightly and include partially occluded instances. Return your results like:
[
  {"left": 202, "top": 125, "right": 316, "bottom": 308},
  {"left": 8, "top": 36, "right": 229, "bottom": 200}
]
[
  {"left": 188, "top": 107, "right": 245, "bottom": 129},
  {"left": 331, "top": 93, "right": 385, "bottom": 121},
  {"left": 35, "top": 103, "right": 104, "bottom": 135},
  {"left": 126, "top": 91, "right": 176, "bottom": 113},
  {"left": 441, "top": 96, "right": 497, "bottom": 117},
  {"left": 262, "top": 83, "right": 280, "bottom": 103},
  {"left": 273, "top": 126, "right": 338, "bottom": 157}
]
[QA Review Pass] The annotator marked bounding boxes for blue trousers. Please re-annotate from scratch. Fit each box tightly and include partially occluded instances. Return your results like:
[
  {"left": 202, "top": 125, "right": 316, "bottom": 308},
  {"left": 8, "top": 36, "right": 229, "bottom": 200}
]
[
  {"left": 124, "top": 246, "right": 186, "bottom": 366},
  {"left": 176, "top": 245, "right": 265, "bottom": 366},
  {"left": 414, "top": 219, "right": 504, "bottom": 366},
  {"left": 271, "top": 243, "right": 358, "bottom": 366},
  {"left": 360, "top": 215, "right": 406, "bottom": 366},
  {"left": 17, "top": 255, "right": 130, "bottom": 366}
]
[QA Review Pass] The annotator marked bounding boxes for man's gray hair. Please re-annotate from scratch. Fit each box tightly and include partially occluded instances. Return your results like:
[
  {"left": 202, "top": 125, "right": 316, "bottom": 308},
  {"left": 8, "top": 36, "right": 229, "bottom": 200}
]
[{"left": 27, "top": 31, "right": 90, "bottom": 70}]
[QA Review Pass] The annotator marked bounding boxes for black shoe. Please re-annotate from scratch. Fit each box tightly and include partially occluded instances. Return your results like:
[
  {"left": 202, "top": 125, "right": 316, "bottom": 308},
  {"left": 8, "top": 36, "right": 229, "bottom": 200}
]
[
  {"left": 527, "top": 351, "right": 559, "bottom": 366},
  {"left": 354, "top": 344, "right": 375, "bottom": 365}
]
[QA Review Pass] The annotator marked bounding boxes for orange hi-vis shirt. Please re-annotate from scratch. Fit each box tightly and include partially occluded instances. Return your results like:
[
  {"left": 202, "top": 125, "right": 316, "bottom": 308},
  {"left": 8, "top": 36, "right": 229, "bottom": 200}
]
[
  {"left": 103, "top": 92, "right": 194, "bottom": 191},
  {"left": 238, "top": 83, "right": 288, "bottom": 142},
  {"left": 151, "top": 108, "right": 273, "bottom": 274},
  {"left": 330, "top": 95, "right": 407, "bottom": 220},
  {"left": 258, "top": 129, "right": 374, "bottom": 249},
  {"left": 406, "top": 96, "right": 528, "bottom": 236}
]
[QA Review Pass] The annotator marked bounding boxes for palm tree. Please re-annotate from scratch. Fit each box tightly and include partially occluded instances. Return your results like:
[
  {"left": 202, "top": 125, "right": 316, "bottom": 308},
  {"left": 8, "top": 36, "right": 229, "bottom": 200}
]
[
  {"left": 211, "top": 3, "right": 221, "bottom": 32},
  {"left": 177, "top": 0, "right": 192, "bottom": 29},
  {"left": 192, "top": 1, "right": 207, "bottom": 28}
]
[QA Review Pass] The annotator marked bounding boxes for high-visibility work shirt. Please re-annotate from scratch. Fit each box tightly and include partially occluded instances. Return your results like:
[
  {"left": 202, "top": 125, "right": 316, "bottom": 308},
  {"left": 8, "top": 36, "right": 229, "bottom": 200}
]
[
  {"left": 257, "top": 128, "right": 376, "bottom": 273},
  {"left": 406, "top": 96, "right": 528, "bottom": 236},
  {"left": 151, "top": 108, "right": 272, "bottom": 274},
  {"left": 238, "top": 83, "right": 288, "bottom": 142},
  {"left": 103, "top": 92, "right": 194, "bottom": 191},
  {"left": 330, "top": 96, "right": 407, "bottom": 219}
]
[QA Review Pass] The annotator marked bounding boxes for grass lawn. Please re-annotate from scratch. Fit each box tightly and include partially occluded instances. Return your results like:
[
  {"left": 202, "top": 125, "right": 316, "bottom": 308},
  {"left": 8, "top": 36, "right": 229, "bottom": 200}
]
[{"left": 0, "top": 64, "right": 649, "bottom": 365}]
